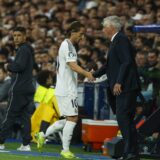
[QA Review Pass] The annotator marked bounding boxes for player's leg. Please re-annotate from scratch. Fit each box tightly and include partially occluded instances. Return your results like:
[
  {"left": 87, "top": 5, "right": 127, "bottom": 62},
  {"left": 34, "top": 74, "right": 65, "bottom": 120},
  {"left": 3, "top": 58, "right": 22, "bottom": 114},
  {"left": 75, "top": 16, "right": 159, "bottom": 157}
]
[
  {"left": 45, "top": 118, "right": 66, "bottom": 137},
  {"left": 35, "top": 119, "right": 66, "bottom": 150},
  {"left": 35, "top": 120, "right": 50, "bottom": 149},
  {"left": 60, "top": 96, "right": 79, "bottom": 158},
  {"left": 61, "top": 116, "right": 78, "bottom": 158}
]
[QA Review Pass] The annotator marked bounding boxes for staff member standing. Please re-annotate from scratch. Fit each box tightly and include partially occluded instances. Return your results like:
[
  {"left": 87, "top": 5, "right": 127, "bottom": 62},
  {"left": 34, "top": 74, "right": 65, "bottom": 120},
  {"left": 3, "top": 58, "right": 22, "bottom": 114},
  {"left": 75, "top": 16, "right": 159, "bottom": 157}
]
[
  {"left": 0, "top": 27, "right": 35, "bottom": 151},
  {"left": 92, "top": 16, "right": 140, "bottom": 160}
]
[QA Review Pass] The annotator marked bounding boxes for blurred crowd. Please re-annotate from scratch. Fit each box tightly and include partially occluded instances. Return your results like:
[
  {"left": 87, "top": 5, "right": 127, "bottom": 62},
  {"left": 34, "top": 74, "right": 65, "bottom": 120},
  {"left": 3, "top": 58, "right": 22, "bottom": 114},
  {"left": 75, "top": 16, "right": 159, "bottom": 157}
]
[{"left": 0, "top": 0, "right": 160, "bottom": 109}]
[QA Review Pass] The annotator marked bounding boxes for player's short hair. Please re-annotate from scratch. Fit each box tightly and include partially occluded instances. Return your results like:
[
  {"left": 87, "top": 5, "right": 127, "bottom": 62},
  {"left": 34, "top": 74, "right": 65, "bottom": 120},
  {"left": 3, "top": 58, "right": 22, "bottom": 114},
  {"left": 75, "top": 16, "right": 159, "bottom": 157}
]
[
  {"left": 67, "top": 21, "right": 84, "bottom": 37},
  {"left": 13, "top": 26, "right": 26, "bottom": 34}
]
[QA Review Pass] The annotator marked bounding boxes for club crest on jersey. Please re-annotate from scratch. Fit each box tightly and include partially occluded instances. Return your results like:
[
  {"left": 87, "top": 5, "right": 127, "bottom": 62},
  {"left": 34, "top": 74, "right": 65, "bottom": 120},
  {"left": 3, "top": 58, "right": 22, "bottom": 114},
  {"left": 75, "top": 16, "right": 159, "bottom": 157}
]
[{"left": 68, "top": 51, "right": 75, "bottom": 57}]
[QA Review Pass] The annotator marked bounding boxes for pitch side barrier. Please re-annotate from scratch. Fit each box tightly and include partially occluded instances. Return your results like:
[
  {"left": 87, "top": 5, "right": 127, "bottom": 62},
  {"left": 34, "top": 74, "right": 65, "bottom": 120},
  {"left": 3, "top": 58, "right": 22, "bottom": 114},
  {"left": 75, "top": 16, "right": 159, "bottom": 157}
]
[
  {"left": 78, "top": 82, "right": 111, "bottom": 120},
  {"left": 133, "top": 24, "right": 160, "bottom": 33}
]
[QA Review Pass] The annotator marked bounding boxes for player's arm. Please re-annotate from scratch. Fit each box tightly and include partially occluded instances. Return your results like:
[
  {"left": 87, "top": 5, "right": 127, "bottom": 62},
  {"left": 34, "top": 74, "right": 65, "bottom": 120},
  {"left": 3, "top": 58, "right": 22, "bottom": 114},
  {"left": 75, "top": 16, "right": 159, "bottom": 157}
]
[{"left": 68, "top": 62, "right": 94, "bottom": 80}]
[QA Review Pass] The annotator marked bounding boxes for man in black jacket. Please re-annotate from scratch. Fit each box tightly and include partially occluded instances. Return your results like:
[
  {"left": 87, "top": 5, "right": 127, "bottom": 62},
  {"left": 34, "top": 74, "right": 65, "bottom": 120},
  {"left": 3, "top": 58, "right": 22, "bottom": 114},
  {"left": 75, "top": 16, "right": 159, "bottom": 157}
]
[
  {"left": 0, "top": 27, "right": 35, "bottom": 151},
  {"left": 92, "top": 16, "right": 140, "bottom": 160}
]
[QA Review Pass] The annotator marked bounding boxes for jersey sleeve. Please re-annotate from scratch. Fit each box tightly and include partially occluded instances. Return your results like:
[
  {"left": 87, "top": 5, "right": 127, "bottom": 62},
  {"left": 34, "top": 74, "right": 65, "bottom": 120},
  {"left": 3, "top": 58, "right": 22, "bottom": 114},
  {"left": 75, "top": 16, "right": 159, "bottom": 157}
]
[{"left": 63, "top": 40, "right": 77, "bottom": 63}]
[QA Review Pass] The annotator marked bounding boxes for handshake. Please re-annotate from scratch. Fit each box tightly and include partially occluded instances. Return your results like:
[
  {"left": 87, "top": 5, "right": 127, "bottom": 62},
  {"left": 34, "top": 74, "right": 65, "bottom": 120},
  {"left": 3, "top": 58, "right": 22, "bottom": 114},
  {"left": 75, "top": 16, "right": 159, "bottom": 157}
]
[
  {"left": 85, "top": 70, "right": 96, "bottom": 82},
  {"left": 84, "top": 70, "right": 108, "bottom": 83}
]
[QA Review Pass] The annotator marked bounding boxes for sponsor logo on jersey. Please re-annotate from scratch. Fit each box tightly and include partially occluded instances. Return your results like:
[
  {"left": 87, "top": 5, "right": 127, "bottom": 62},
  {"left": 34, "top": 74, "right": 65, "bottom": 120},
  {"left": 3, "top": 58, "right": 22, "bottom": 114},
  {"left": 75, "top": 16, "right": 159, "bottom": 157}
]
[{"left": 68, "top": 52, "right": 76, "bottom": 57}]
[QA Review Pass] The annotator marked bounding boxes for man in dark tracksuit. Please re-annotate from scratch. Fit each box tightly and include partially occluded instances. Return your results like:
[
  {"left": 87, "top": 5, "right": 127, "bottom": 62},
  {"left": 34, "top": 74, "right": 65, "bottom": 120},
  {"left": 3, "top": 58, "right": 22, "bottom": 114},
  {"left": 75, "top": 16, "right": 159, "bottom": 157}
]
[
  {"left": 92, "top": 16, "right": 141, "bottom": 160},
  {"left": 0, "top": 27, "right": 35, "bottom": 151}
]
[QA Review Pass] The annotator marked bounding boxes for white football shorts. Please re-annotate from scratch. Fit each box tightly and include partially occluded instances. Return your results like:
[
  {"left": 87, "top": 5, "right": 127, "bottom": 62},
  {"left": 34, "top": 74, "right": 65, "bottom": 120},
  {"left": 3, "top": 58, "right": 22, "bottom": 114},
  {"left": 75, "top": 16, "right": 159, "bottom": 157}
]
[{"left": 56, "top": 95, "right": 78, "bottom": 116}]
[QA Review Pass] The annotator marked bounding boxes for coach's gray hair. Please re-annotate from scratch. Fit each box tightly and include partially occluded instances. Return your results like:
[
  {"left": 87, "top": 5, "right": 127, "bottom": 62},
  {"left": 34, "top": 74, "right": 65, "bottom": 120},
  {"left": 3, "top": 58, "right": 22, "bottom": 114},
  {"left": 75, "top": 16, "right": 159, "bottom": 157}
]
[{"left": 102, "top": 16, "right": 122, "bottom": 31}]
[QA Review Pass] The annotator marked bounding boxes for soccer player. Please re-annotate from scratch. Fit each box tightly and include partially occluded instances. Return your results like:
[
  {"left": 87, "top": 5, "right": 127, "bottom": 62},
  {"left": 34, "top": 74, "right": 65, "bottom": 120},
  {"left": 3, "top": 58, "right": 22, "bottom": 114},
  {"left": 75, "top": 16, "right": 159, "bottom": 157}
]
[{"left": 36, "top": 21, "right": 94, "bottom": 158}]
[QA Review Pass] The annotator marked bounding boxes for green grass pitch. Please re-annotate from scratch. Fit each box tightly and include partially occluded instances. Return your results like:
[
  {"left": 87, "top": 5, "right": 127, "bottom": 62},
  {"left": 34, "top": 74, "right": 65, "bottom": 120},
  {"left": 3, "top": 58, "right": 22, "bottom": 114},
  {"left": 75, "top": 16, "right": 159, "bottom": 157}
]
[{"left": 0, "top": 142, "right": 155, "bottom": 160}]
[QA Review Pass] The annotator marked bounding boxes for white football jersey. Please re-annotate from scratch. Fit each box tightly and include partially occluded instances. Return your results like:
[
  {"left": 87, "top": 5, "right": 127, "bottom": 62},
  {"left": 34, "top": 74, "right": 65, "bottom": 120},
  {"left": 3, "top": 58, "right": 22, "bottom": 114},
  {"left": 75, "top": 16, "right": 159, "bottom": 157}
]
[{"left": 55, "top": 39, "right": 78, "bottom": 97}]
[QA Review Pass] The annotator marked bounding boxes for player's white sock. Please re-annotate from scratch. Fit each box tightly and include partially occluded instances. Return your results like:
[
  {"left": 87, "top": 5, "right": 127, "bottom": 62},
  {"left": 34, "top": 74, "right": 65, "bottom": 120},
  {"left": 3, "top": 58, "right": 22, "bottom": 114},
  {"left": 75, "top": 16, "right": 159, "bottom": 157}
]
[
  {"left": 62, "top": 121, "right": 76, "bottom": 152},
  {"left": 45, "top": 119, "right": 66, "bottom": 137}
]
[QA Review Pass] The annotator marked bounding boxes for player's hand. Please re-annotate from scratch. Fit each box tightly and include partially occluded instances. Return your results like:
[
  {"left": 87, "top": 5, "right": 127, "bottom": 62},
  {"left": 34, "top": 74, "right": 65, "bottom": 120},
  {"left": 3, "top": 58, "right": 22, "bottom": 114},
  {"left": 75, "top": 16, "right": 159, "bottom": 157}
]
[{"left": 113, "top": 83, "right": 122, "bottom": 96}]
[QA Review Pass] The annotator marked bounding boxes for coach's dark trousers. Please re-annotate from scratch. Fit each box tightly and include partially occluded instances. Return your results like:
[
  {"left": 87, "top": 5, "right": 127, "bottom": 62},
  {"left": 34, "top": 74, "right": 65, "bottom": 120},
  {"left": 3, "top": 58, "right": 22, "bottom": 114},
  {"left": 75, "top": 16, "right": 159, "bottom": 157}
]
[
  {"left": 0, "top": 93, "right": 34, "bottom": 145},
  {"left": 116, "top": 90, "right": 138, "bottom": 157}
]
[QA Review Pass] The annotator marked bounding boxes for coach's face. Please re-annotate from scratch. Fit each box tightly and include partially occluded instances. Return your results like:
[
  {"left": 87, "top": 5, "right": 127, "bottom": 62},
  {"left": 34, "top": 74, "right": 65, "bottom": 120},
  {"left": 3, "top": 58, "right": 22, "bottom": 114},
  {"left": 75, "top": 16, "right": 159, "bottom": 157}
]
[
  {"left": 13, "top": 31, "right": 26, "bottom": 46},
  {"left": 102, "top": 24, "right": 114, "bottom": 41}
]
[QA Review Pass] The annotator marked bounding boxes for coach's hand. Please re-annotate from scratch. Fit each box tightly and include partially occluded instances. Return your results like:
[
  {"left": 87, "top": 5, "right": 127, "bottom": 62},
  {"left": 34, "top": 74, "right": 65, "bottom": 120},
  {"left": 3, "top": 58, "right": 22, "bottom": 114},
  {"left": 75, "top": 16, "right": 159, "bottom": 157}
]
[
  {"left": 87, "top": 72, "right": 95, "bottom": 81},
  {"left": 4, "top": 63, "right": 8, "bottom": 71},
  {"left": 113, "top": 83, "right": 122, "bottom": 96}
]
